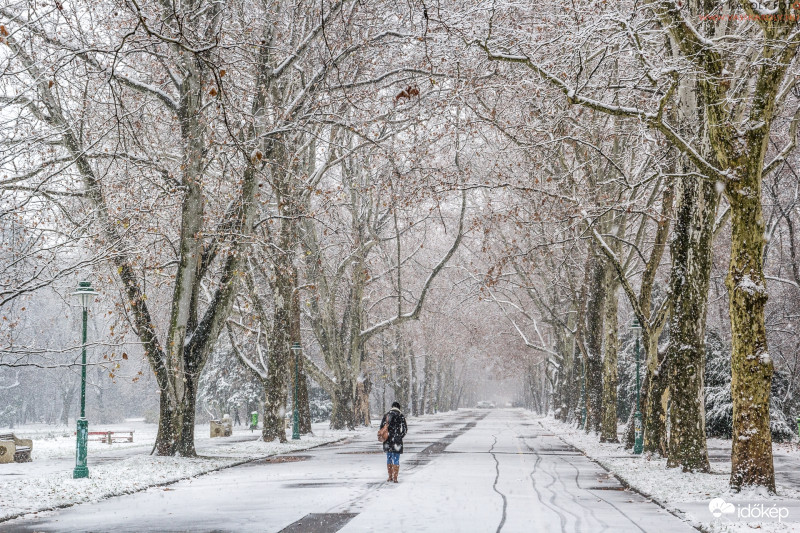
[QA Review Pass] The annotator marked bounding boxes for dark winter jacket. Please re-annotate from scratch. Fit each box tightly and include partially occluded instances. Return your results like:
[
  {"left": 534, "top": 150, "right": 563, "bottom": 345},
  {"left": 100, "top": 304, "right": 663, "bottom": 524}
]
[{"left": 380, "top": 407, "right": 408, "bottom": 454}]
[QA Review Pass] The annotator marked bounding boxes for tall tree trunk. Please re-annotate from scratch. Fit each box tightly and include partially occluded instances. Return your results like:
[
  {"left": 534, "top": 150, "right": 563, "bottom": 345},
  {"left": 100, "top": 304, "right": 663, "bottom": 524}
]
[
  {"left": 296, "top": 356, "right": 312, "bottom": 433},
  {"left": 600, "top": 271, "right": 619, "bottom": 443},
  {"left": 381, "top": 347, "right": 388, "bottom": 415},
  {"left": 420, "top": 352, "right": 432, "bottom": 415},
  {"left": 178, "top": 371, "right": 199, "bottom": 456},
  {"left": 291, "top": 287, "right": 312, "bottom": 434},
  {"left": 60, "top": 384, "right": 75, "bottom": 427},
  {"left": 642, "top": 304, "right": 668, "bottom": 455},
  {"left": 726, "top": 185, "right": 774, "bottom": 491},
  {"left": 643, "top": 353, "right": 669, "bottom": 455},
  {"left": 449, "top": 363, "right": 459, "bottom": 411},
  {"left": 392, "top": 331, "right": 410, "bottom": 409},
  {"left": 263, "top": 301, "right": 291, "bottom": 442},
  {"left": 583, "top": 242, "right": 606, "bottom": 433},
  {"left": 666, "top": 174, "right": 715, "bottom": 472},
  {"left": 262, "top": 162, "right": 298, "bottom": 443},
  {"left": 553, "top": 328, "right": 573, "bottom": 422},
  {"left": 542, "top": 364, "right": 550, "bottom": 414},
  {"left": 566, "top": 345, "right": 582, "bottom": 423},
  {"left": 155, "top": 53, "right": 207, "bottom": 458},
  {"left": 262, "top": 278, "right": 290, "bottom": 442},
  {"left": 433, "top": 359, "right": 443, "bottom": 413},
  {"left": 448, "top": 362, "right": 458, "bottom": 411},
  {"left": 624, "top": 371, "right": 649, "bottom": 450},
  {"left": 296, "top": 359, "right": 312, "bottom": 434},
  {"left": 330, "top": 379, "right": 356, "bottom": 430},
  {"left": 354, "top": 376, "right": 371, "bottom": 426},
  {"left": 155, "top": 392, "right": 183, "bottom": 455},
  {"left": 409, "top": 349, "right": 419, "bottom": 416}
]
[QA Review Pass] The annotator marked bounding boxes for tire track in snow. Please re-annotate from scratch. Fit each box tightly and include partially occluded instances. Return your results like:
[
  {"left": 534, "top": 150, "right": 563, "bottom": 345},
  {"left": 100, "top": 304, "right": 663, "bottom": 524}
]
[
  {"left": 557, "top": 443, "right": 612, "bottom": 531},
  {"left": 526, "top": 421, "right": 605, "bottom": 530},
  {"left": 539, "top": 420, "right": 647, "bottom": 533},
  {"left": 516, "top": 410, "right": 587, "bottom": 531},
  {"left": 584, "top": 487, "right": 648, "bottom": 533},
  {"left": 489, "top": 433, "right": 508, "bottom": 533},
  {"left": 522, "top": 437, "right": 575, "bottom": 532},
  {"left": 521, "top": 417, "right": 611, "bottom": 531}
]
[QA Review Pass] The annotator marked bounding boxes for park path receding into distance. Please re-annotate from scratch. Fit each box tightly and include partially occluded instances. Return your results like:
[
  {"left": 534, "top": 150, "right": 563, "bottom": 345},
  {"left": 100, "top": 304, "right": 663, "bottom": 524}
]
[{"left": 5, "top": 409, "right": 697, "bottom": 533}]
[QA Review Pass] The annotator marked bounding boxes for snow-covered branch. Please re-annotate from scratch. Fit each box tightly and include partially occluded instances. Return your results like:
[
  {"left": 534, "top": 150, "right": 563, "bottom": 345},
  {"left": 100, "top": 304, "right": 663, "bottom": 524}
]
[{"left": 360, "top": 188, "right": 467, "bottom": 340}]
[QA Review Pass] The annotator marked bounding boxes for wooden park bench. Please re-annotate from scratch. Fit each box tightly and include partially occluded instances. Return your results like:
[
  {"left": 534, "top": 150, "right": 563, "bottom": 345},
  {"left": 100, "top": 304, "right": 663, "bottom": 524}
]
[
  {"left": 0, "top": 433, "right": 33, "bottom": 464},
  {"left": 79, "top": 430, "right": 135, "bottom": 444}
]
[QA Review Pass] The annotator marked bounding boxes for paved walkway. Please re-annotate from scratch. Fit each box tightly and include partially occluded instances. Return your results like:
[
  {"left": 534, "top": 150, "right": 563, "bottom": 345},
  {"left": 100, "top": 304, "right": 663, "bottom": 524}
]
[{"left": 5, "top": 410, "right": 697, "bottom": 532}]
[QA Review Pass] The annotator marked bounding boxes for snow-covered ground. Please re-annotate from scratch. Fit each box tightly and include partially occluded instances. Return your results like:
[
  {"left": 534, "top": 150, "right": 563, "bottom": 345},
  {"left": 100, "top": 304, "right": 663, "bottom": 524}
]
[
  {"left": 7, "top": 419, "right": 156, "bottom": 460},
  {"left": 540, "top": 416, "right": 800, "bottom": 533},
  {"left": 5, "top": 409, "right": 698, "bottom": 532},
  {"left": 0, "top": 419, "right": 361, "bottom": 523},
  {"left": 11, "top": 410, "right": 795, "bottom": 532}
]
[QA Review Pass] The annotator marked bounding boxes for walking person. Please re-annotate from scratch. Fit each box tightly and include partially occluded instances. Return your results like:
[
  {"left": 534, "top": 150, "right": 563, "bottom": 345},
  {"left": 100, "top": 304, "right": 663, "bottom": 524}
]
[
  {"left": 379, "top": 401, "right": 407, "bottom": 483},
  {"left": 233, "top": 406, "right": 241, "bottom": 427}
]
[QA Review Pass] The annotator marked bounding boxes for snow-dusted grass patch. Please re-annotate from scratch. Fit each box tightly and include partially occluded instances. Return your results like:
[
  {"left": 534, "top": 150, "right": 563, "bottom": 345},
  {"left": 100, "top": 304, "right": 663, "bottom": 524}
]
[
  {"left": 1, "top": 429, "right": 357, "bottom": 522},
  {"left": 539, "top": 416, "right": 800, "bottom": 533},
  {"left": 14, "top": 430, "right": 155, "bottom": 461},
  {"left": 540, "top": 416, "right": 730, "bottom": 501}
]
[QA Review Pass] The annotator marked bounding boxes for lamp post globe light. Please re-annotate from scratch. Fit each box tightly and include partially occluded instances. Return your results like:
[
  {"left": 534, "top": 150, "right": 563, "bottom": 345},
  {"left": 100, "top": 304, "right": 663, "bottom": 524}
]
[
  {"left": 631, "top": 317, "right": 643, "bottom": 455},
  {"left": 290, "top": 342, "right": 302, "bottom": 441},
  {"left": 72, "top": 280, "right": 98, "bottom": 478}
]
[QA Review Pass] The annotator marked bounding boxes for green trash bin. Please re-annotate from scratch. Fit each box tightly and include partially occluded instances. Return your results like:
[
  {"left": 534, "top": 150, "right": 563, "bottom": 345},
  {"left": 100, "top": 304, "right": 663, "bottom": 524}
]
[{"left": 250, "top": 411, "right": 258, "bottom": 432}]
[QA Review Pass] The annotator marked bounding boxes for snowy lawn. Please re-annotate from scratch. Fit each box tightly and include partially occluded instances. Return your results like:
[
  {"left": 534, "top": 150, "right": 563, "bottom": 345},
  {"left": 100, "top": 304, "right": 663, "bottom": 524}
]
[
  {"left": 540, "top": 415, "right": 800, "bottom": 533},
  {"left": 0, "top": 420, "right": 362, "bottom": 523},
  {"left": 7, "top": 419, "right": 158, "bottom": 460}
]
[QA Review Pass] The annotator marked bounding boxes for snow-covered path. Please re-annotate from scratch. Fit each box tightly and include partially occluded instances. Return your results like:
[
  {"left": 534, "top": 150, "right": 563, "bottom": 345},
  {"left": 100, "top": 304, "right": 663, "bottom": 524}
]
[{"left": 4, "top": 409, "right": 696, "bottom": 532}]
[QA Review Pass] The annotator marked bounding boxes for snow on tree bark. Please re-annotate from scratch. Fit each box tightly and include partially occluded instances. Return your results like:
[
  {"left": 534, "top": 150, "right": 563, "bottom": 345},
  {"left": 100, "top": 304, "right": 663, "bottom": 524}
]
[
  {"left": 582, "top": 241, "right": 606, "bottom": 434},
  {"left": 600, "top": 262, "right": 620, "bottom": 443},
  {"left": 292, "top": 286, "right": 312, "bottom": 434},
  {"left": 726, "top": 187, "right": 775, "bottom": 491},
  {"left": 478, "top": 0, "right": 797, "bottom": 489},
  {"left": 665, "top": 174, "right": 715, "bottom": 473},
  {"left": 261, "top": 140, "right": 296, "bottom": 444}
]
